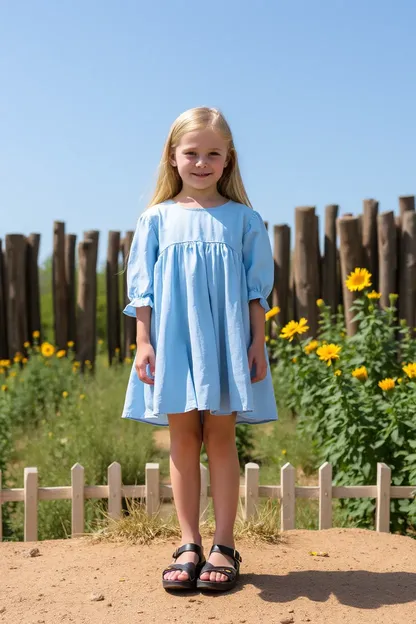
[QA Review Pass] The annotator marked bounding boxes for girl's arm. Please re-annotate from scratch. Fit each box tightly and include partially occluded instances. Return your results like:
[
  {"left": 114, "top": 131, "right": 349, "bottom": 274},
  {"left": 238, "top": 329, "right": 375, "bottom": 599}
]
[
  {"left": 248, "top": 299, "right": 267, "bottom": 383},
  {"left": 135, "top": 306, "right": 156, "bottom": 385}
]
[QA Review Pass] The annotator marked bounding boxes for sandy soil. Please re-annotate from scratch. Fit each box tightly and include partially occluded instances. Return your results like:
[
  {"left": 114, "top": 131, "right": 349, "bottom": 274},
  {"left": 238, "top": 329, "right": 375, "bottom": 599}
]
[{"left": 1, "top": 528, "right": 415, "bottom": 624}]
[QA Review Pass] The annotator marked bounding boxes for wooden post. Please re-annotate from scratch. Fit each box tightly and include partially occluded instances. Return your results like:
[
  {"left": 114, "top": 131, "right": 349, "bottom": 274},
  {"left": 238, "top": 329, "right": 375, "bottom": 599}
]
[
  {"left": 122, "top": 232, "right": 136, "bottom": 359},
  {"left": 273, "top": 225, "right": 290, "bottom": 328},
  {"left": 294, "top": 207, "right": 319, "bottom": 336},
  {"left": 5, "top": 234, "right": 29, "bottom": 356},
  {"left": 376, "top": 463, "right": 391, "bottom": 533},
  {"left": 399, "top": 195, "right": 415, "bottom": 224},
  {"left": 337, "top": 216, "right": 363, "bottom": 335},
  {"left": 322, "top": 205, "right": 339, "bottom": 314},
  {"left": 65, "top": 234, "right": 77, "bottom": 346},
  {"left": 281, "top": 463, "right": 295, "bottom": 530},
  {"left": 76, "top": 240, "right": 96, "bottom": 369},
  {"left": 53, "top": 222, "right": 68, "bottom": 350},
  {"left": 106, "top": 231, "right": 121, "bottom": 365},
  {"left": 244, "top": 462, "right": 259, "bottom": 520},
  {"left": 24, "top": 467, "right": 38, "bottom": 542},
  {"left": 0, "top": 469, "right": 3, "bottom": 541},
  {"left": 145, "top": 463, "right": 160, "bottom": 516},
  {"left": 25, "top": 234, "right": 41, "bottom": 344},
  {"left": 319, "top": 462, "right": 332, "bottom": 529},
  {"left": 108, "top": 461, "right": 122, "bottom": 521},
  {"left": 83, "top": 230, "right": 99, "bottom": 363},
  {"left": 362, "top": 199, "right": 379, "bottom": 290},
  {"left": 377, "top": 212, "right": 397, "bottom": 309},
  {"left": 288, "top": 249, "right": 296, "bottom": 321},
  {"left": 399, "top": 210, "right": 416, "bottom": 328},
  {"left": 200, "top": 463, "right": 209, "bottom": 522},
  {"left": 71, "top": 463, "right": 84, "bottom": 537},
  {"left": 315, "top": 214, "right": 322, "bottom": 300},
  {"left": 0, "top": 240, "right": 8, "bottom": 358}
]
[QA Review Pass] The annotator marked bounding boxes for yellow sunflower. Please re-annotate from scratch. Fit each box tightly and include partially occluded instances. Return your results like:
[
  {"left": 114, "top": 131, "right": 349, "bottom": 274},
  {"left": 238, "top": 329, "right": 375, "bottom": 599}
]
[
  {"left": 304, "top": 340, "right": 319, "bottom": 354},
  {"left": 334, "top": 369, "right": 342, "bottom": 376},
  {"left": 316, "top": 299, "right": 324, "bottom": 307},
  {"left": 317, "top": 343, "right": 341, "bottom": 366},
  {"left": 280, "top": 320, "right": 299, "bottom": 342},
  {"left": 296, "top": 318, "right": 310, "bottom": 336},
  {"left": 32, "top": 330, "right": 40, "bottom": 339},
  {"left": 345, "top": 268, "right": 372, "bottom": 292},
  {"left": 352, "top": 366, "right": 368, "bottom": 381},
  {"left": 367, "top": 291, "right": 381, "bottom": 300},
  {"left": 378, "top": 378, "right": 395, "bottom": 391},
  {"left": 56, "top": 350, "right": 66, "bottom": 358},
  {"left": 1, "top": 384, "right": 8, "bottom": 392},
  {"left": 62, "top": 391, "right": 69, "bottom": 398},
  {"left": 265, "top": 306, "right": 280, "bottom": 321},
  {"left": 403, "top": 362, "right": 416, "bottom": 379},
  {"left": 41, "top": 342, "right": 55, "bottom": 358},
  {"left": 67, "top": 341, "right": 75, "bottom": 348}
]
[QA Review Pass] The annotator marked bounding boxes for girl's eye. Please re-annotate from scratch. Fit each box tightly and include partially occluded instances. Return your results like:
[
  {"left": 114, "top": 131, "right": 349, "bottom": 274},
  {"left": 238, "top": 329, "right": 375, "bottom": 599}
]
[
  {"left": 185, "top": 151, "right": 196, "bottom": 155},
  {"left": 210, "top": 152, "right": 220, "bottom": 156}
]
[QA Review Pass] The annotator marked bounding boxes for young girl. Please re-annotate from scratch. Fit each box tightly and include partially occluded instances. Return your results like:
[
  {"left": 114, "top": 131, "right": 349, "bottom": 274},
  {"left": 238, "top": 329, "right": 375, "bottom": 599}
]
[{"left": 122, "top": 106, "right": 278, "bottom": 592}]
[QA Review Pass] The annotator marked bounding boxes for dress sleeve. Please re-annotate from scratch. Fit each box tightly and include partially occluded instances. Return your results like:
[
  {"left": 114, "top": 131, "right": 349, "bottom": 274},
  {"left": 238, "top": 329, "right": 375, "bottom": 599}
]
[
  {"left": 123, "top": 213, "right": 159, "bottom": 317},
  {"left": 242, "top": 210, "right": 274, "bottom": 312}
]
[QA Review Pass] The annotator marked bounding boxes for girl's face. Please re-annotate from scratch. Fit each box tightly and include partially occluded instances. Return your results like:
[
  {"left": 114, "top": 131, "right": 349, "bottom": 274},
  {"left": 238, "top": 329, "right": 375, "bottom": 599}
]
[{"left": 170, "top": 128, "right": 229, "bottom": 192}]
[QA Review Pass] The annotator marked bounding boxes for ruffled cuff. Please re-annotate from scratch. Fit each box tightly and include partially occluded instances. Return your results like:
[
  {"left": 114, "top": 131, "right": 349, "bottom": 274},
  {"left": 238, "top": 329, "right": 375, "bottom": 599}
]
[
  {"left": 248, "top": 291, "right": 270, "bottom": 313},
  {"left": 123, "top": 296, "right": 153, "bottom": 317}
]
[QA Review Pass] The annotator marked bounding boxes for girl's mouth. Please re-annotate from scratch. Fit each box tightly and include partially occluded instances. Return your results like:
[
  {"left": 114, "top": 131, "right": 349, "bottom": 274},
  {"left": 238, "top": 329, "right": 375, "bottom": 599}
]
[{"left": 192, "top": 173, "right": 211, "bottom": 177}]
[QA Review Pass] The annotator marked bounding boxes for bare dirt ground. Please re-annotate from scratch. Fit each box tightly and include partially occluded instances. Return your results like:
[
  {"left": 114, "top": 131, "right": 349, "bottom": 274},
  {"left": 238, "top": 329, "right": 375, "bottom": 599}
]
[{"left": 1, "top": 528, "right": 415, "bottom": 624}]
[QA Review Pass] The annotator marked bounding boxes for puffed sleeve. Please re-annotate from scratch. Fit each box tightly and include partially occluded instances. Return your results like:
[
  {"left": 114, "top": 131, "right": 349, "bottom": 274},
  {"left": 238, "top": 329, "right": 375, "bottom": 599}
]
[
  {"left": 123, "top": 213, "right": 159, "bottom": 317},
  {"left": 242, "top": 210, "right": 274, "bottom": 312}
]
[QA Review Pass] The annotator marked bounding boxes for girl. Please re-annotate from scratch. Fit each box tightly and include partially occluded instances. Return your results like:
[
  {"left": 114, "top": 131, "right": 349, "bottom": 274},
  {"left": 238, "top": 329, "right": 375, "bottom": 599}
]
[{"left": 122, "top": 107, "right": 278, "bottom": 592}]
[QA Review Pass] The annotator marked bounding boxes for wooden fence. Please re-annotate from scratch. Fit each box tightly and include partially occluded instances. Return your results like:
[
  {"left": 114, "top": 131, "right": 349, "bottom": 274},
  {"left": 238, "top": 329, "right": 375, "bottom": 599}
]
[
  {"left": 1, "top": 195, "right": 415, "bottom": 363},
  {"left": 1, "top": 462, "right": 415, "bottom": 542}
]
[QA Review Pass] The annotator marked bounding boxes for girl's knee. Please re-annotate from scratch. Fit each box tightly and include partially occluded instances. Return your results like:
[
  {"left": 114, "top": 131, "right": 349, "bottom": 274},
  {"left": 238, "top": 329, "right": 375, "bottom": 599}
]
[
  {"left": 170, "top": 428, "right": 202, "bottom": 454},
  {"left": 203, "top": 417, "right": 236, "bottom": 452}
]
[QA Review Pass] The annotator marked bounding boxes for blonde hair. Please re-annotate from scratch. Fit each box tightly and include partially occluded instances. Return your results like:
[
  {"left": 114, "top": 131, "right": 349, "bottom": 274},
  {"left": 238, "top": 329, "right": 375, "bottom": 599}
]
[{"left": 148, "top": 107, "right": 252, "bottom": 208}]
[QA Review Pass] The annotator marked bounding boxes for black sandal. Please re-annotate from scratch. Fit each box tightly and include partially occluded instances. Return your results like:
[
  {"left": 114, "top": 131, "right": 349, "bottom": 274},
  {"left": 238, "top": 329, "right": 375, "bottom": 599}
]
[
  {"left": 196, "top": 544, "right": 242, "bottom": 592},
  {"left": 162, "top": 543, "right": 206, "bottom": 591}
]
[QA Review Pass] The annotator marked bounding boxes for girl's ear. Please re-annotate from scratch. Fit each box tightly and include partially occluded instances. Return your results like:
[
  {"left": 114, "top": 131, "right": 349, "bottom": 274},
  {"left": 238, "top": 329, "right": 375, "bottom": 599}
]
[{"left": 169, "top": 150, "right": 177, "bottom": 167}]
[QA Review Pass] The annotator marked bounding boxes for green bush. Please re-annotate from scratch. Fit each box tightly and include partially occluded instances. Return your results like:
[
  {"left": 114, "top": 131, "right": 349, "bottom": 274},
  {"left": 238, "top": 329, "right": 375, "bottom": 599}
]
[{"left": 268, "top": 273, "right": 416, "bottom": 534}]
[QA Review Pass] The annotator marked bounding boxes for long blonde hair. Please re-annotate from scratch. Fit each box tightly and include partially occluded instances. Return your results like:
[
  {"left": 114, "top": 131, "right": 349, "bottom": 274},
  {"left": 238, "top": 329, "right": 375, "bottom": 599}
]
[{"left": 148, "top": 107, "right": 252, "bottom": 208}]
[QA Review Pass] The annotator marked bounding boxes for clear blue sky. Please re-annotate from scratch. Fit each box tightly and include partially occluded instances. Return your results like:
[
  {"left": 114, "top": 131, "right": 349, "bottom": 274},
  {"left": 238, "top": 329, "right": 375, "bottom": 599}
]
[{"left": 1, "top": 0, "right": 415, "bottom": 267}]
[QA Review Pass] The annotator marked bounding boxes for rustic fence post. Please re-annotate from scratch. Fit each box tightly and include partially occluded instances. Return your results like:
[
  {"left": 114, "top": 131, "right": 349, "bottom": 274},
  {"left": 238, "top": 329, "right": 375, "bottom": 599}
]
[
  {"left": 337, "top": 216, "right": 363, "bottom": 335},
  {"left": 0, "top": 240, "right": 8, "bottom": 358},
  {"left": 273, "top": 225, "right": 290, "bottom": 328},
  {"left": 200, "top": 463, "right": 209, "bottom": 522},
  {"left": 65, "top": 234, "right": 77, "bottom": 346},
  {"left": 399, "top": 210, "right": 416, "bottom": 328},
  {"left": 362, "top": 199, "right": 379, "bottom": 290},
  {"left": 106, "top": 231, "right": 121, "bottom": 365},
  {"left": 376, "top": 463, "right": 391, "bottom": 533},
  {"left": 71, "top": 463, "right": 84, "bottom": 537},
  {"left": 26, "top": 234, "right": 41, "bottom": 343},
  {"left": 145, "top": 463, "right": 160, "bottom": 516},
  {"left": 121, "top": 231, "right": 136, "bottom": 359},
  {"left": 319, "top": 462, "right": 332, "bottom": 529},
  {"left": 244, "top": 462, "right": 259, "bottom": 520},
  {"left": 288, "top": 249, "right": 296, "bottom": 321},
  {"left": 76, "top": 240, "right": 96, "bottom": 369},
  {"left": 377, "top": 211, "right": 397, "bottom": 309},
  {"left": 399, "top": 195, "right": 415, "bottom": 224},
  {"left": 5, "top": 234, "right": 29, "bottom": 356},
  {"left": 108, "top": 461, "right": 122, "bottom": 521},
  {"left": 281, "top": 462, "right": 296, "bottom": 530},
  {"left": 322, "top": 205, "right": 339, "bottom": 314},
  {"left": 53, "top": 221, "right": 68, "bottom": 350},
  {"left": 0, "top": 469, "right": 2, "bottom": 541},
  {"left": 294, "top": 207, "right": 319, "bottom": 336},
  {"left": 24, "top": 467, "right": 38, "bottom": 542},
  {"left": 83, "top": 230, "right": 99, "bottom": 362}
]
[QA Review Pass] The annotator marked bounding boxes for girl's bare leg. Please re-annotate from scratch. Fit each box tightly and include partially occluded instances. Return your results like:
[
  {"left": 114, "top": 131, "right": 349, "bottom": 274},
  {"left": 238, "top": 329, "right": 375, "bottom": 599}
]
[
  {"left": 163, "top": 410, "right": 203, "bottom": 581},
  {"left": 199, "top": 411, "right": 240, "bottom": 583}
]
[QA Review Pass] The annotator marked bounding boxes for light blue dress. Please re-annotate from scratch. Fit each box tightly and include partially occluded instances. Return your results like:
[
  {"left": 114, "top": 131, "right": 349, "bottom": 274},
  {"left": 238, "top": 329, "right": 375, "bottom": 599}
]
[{"left": 121, "top": 199, "right": 278, "bottom": 426}]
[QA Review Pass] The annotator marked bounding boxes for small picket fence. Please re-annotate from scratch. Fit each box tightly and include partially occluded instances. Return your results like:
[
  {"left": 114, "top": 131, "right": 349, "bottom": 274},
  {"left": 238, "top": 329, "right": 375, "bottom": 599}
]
[{"left": 0, "top": 462, "right": 415, "bottom": 542}]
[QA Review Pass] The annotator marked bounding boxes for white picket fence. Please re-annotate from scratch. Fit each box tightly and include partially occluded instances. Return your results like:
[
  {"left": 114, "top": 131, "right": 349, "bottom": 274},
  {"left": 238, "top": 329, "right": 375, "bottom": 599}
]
[{"left": 0, "top": 462, "right": 415, "bottom": 542}]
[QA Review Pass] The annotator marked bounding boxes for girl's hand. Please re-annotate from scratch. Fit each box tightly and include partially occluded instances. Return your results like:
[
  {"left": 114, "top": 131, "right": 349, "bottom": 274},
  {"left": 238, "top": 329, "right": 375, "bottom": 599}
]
[
  {"left": 135, "top": 343, "right": 156, "bottom": 385},
  {"left": 248, "top": 341, "right": 267, "bottom": 383}
]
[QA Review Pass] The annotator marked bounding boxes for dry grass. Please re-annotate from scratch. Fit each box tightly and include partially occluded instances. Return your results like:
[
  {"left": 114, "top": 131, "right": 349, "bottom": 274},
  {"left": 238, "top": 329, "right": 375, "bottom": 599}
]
[{"left": 84, "top": 496, "right": 281, "bottom": 546}]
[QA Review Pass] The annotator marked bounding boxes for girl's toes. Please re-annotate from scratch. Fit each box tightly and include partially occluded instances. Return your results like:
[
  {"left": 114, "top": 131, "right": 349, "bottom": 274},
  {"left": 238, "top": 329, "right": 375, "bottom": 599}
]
[
  {"left": 178, "top": 571, "right": 189, "bottom": 581},
  {"left": 200, "top": 572, "right": 209, "bottom": 581}
]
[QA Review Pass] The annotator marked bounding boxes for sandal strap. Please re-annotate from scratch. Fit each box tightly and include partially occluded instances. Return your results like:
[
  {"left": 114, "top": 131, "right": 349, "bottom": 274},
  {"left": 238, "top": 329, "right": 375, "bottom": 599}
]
[
  {"left": 162, "top": 561, "right": 199, "bottom": 581},
  {"left": 172, "top": 542, "right": 204, "bottom": 561},
  {"left": 199, "top": 562, "right": 236, "bottom": 581},
  {"left": 210, "top": 543, "right": 242, "bottom": 564}
]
